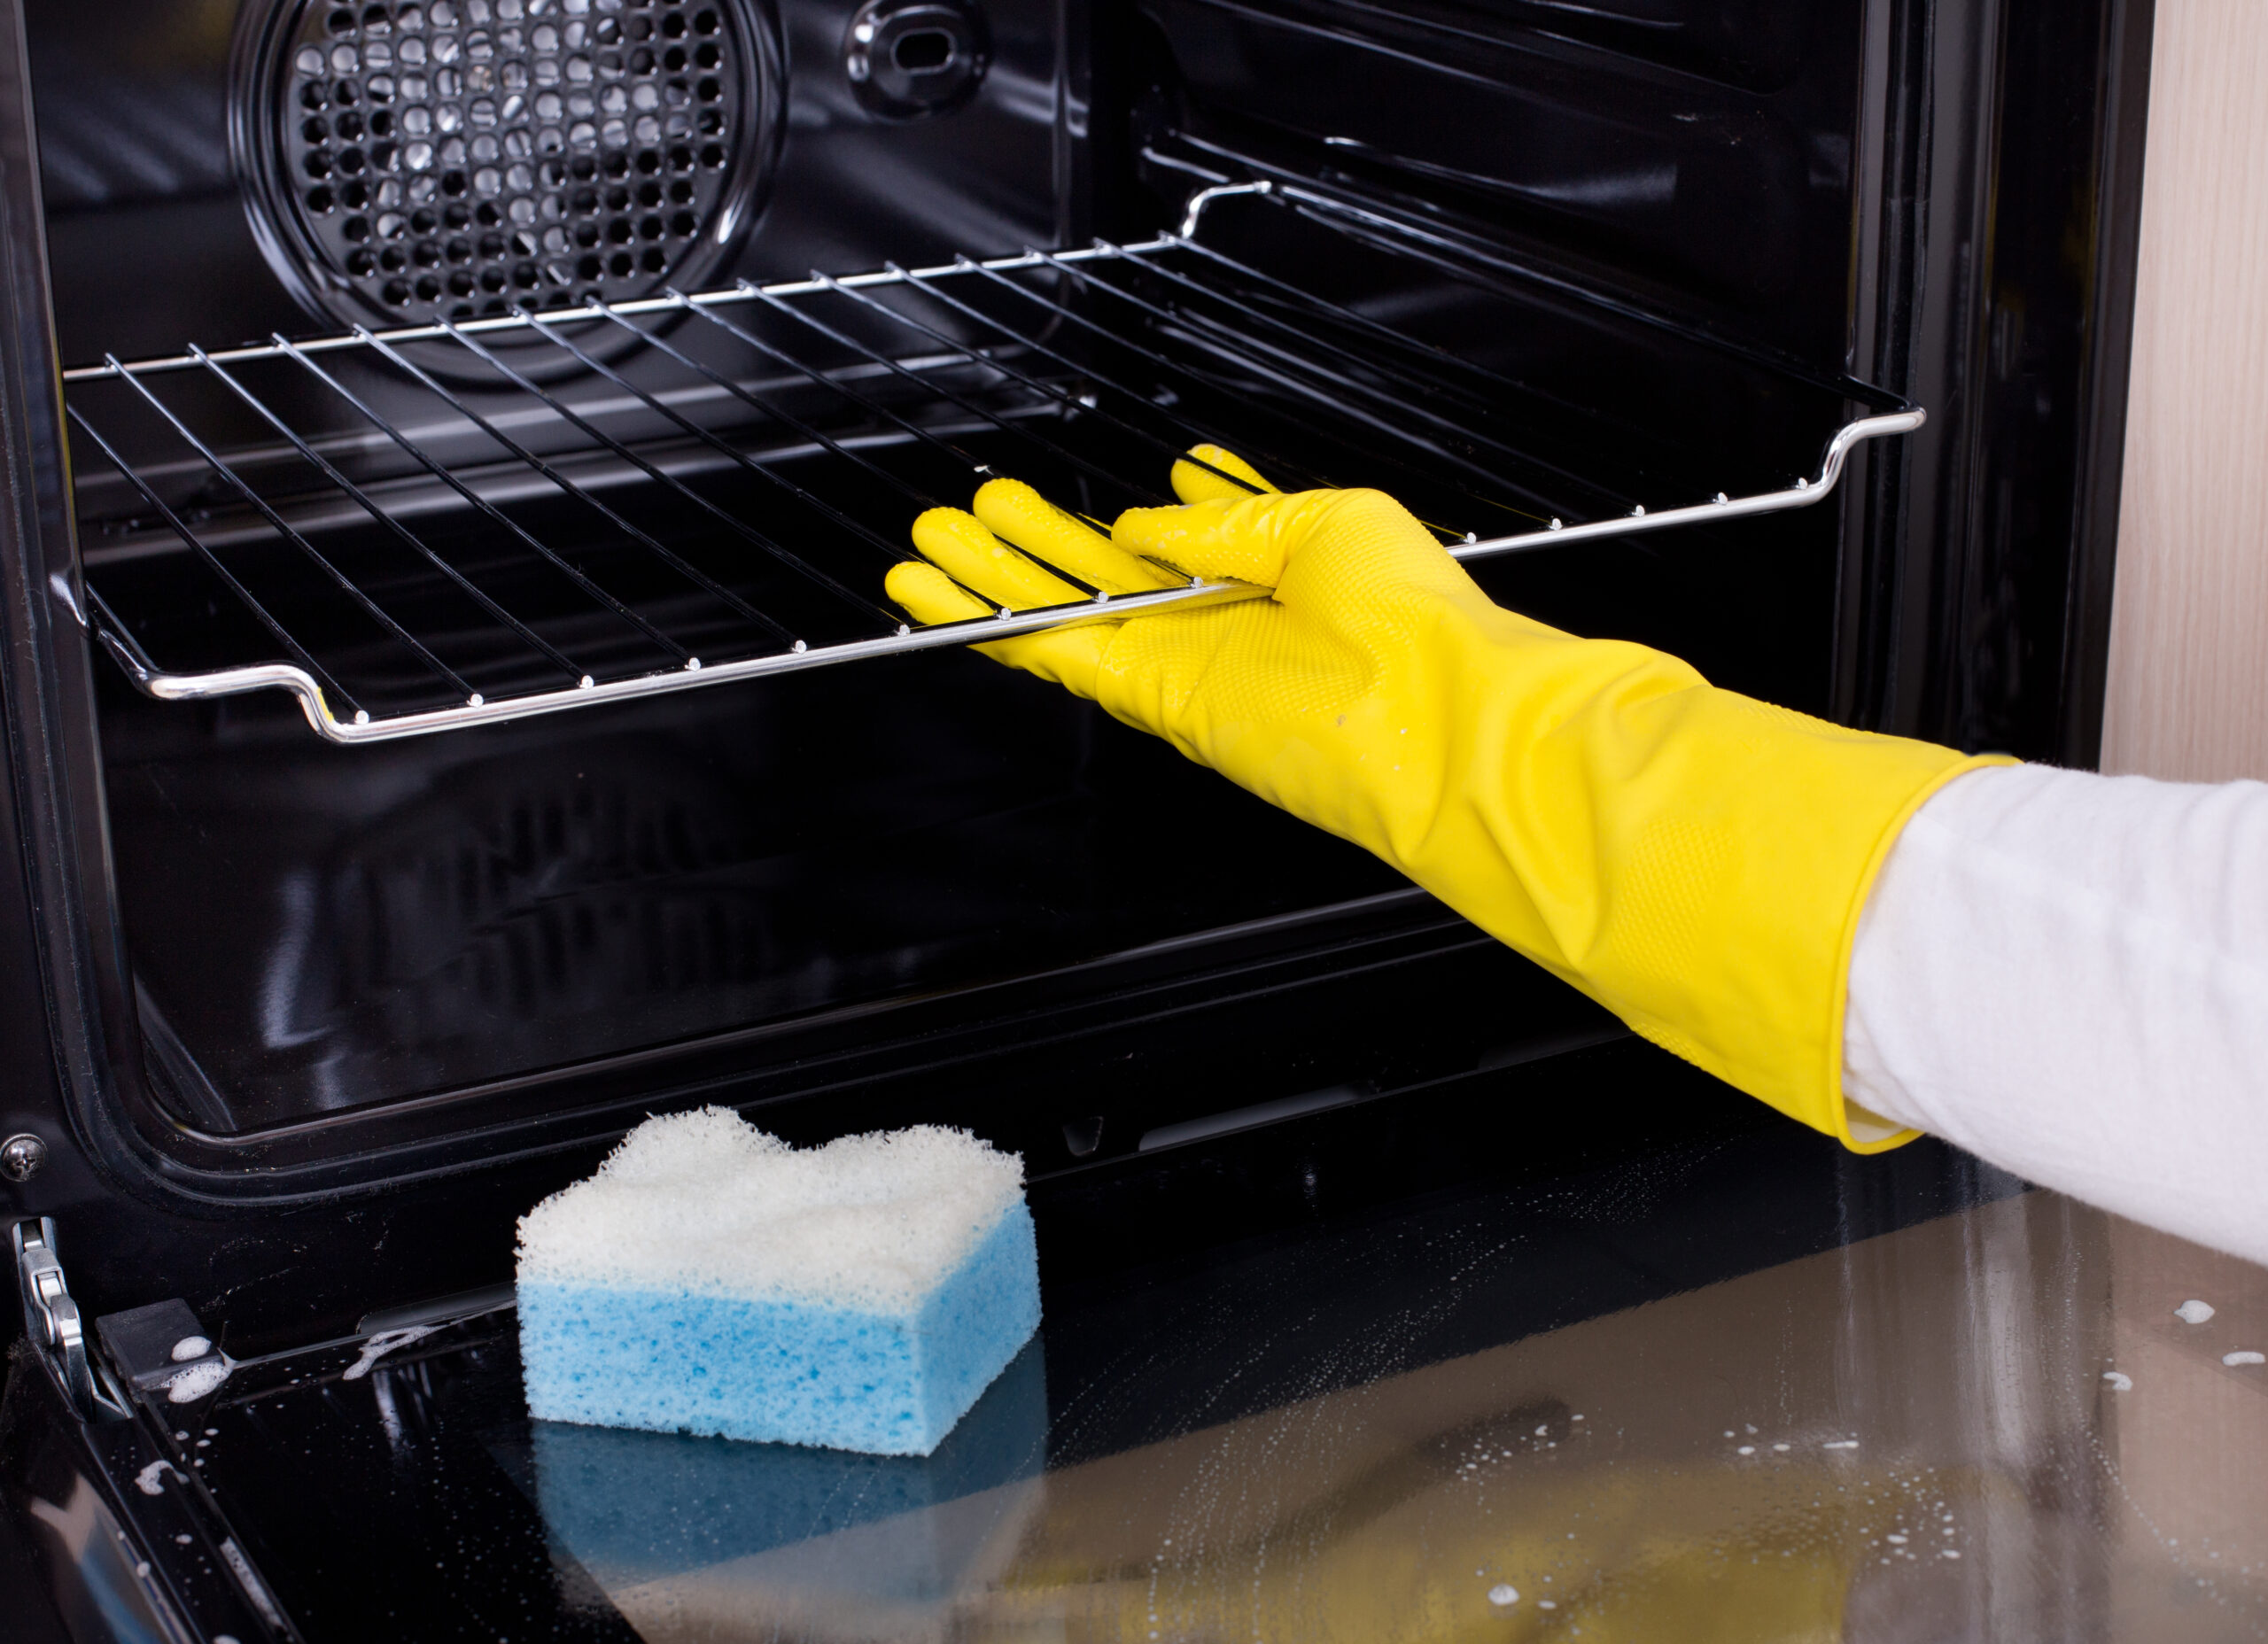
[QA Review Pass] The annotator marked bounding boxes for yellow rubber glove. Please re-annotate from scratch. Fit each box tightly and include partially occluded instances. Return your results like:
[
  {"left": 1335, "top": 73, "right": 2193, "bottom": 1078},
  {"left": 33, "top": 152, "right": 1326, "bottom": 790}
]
[{"left": 886, "top": 448, "right": 2015, "bottom": 1148}]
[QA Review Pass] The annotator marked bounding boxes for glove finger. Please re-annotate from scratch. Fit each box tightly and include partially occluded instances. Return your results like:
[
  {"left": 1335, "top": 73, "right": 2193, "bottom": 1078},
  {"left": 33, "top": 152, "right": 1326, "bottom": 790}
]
[
  {"left": 972, "top": 478, "right": 1179, "bottom": 594},
  {"left": 1109, "top": 489, "right": 1337, "bottom": 587},
  {"left": 911, "top": 507, "right": 1087, "bottom": 610},
  {"left": 1170, "top": 445, "right": 1278, "bottom": 505},
  {"left": 886, "top": 554, "right": 1117, "bottom": 695},
  {"left": 1115, "top": 485, "right": 1470, "bottom": 606},
  {"left": 885, "top": 558, "right": 991, "bottom": 624}
]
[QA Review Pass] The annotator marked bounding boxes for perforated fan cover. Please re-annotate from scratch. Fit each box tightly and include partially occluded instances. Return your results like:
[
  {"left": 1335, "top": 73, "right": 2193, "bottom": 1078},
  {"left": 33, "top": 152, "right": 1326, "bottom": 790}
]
[{"left": 234, "top": 0, "right": 774, "bottom": 328}]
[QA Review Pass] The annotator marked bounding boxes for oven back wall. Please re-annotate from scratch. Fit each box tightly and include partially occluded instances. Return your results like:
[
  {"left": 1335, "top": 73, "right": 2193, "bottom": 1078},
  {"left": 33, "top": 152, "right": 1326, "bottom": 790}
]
[
  {"left": 1138, "top": 0, "right": 1867, "bottom": 369},
  {"left": 27, "top": 0, "right": 1071, "bottom": 368}
]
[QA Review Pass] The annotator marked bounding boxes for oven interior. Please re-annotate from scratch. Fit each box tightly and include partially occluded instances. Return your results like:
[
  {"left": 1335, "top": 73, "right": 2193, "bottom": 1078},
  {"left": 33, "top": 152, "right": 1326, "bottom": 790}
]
[
  {"left": 30, "top": 0, "right": 1898, "bottom": 1167},
  {"left": 2, "top": 3, "right": 2171, "bottom": 1636}
]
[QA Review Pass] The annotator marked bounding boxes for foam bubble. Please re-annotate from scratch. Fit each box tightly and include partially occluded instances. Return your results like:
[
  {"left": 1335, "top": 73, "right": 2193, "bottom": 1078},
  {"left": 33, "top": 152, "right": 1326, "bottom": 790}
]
[
  {"left": 517, "top": 1107, "right": 1027, "bottom": 1313},
  {"left": 343, "top": 1326, "right": 436, "bottom": 1382},
  {"left": 166, "top": 1359, "right": 232, "bottom": 1405}
]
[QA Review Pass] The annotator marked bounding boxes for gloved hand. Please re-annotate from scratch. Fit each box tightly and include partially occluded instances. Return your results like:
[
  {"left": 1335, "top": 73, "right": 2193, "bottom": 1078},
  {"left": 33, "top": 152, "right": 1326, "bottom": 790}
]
[{"left": 886, "top": 448, "right": 2013, "bottom": 1147}]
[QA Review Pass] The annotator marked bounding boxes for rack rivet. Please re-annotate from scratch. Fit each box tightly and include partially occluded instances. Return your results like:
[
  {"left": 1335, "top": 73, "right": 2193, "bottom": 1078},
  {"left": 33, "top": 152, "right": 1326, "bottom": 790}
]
[
  {"left": 685, "top": 656, "right": 703, "bottom": 671},
  {"left": 995, "top": 607, "right": 1014, "bottom": 620},
  {"left": 353, "top": 710, "right": 370, "bottom": 725},
  {"left": 1093, "top": 591, "right": 1111, "bottom": 603},
  {"left": 1549, "top": 518, "right": 1564, "bottom": 531},
  {"left": 467, "top": 693, "right": 485, "bottom": 707},
  {"left": 974, "top": 465, "right": 992, "bottom": 476},
  {"left": 896, "top": 623, "right": 911, "bottom": 638},
  {"left": 1795, "top": 477, "right": 1811, "bottom": 489},
  {"left": 579, "top": 675, "right": 595, "bottom": 689},
  {"left": 1714, "top": 492, "right": 1730, "bottom": 505},
  {"left": 1464, "top": 532, "right": 1477, "bottom": 544},
  {"left": 1630, "top": 505, "right": 1646, "bottom": 517},
  {"left": 791, "top": 640, "right": 808, "bottom": 653}
]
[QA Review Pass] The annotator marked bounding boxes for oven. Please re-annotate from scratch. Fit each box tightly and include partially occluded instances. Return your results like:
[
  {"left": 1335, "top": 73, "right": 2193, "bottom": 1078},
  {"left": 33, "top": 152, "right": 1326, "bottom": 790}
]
[{"left": 0, "top": 0, "right": 2156, "bottom": 1637}]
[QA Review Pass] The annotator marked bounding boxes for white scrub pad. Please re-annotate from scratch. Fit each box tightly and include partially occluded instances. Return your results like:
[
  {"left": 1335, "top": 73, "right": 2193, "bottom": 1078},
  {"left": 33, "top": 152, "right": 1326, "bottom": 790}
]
[{"left": 517, "top": 1107, "right": 1040, "bottom": 1456}]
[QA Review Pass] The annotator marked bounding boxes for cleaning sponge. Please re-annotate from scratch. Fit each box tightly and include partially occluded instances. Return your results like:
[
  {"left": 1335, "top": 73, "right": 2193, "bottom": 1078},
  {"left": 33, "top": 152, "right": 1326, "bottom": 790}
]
[{"left": 516, "top": 1108, "right": 1040, "bottom": 1456}]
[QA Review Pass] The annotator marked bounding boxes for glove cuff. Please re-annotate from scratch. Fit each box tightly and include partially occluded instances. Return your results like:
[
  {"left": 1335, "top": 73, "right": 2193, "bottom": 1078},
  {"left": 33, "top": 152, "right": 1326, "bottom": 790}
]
[
  {"left": 1406, "top": 629, "right": 2021, "bottom": 1153},
  {"left": 1821, "top": 751, "right": 2020, "bottom": 1153}
]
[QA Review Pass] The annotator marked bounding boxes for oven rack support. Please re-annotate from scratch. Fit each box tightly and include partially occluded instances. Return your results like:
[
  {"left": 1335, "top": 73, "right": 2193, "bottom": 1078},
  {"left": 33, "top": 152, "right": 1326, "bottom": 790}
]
[{"left": 66, "top": 183, "right": 1924, "bottom": 745}]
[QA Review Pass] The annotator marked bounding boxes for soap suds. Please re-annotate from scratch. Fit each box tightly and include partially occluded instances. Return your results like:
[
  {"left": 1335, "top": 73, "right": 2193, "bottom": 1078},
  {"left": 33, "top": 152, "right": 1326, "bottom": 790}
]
[
  {"left": 517, "top": 1106, "right": 1026, "bottom": 1311},
  {"left": 169, "top": 1335, "right": 211, "bottom": 1362},
  {"left": 1487, "top": 1585, "right": 1518, "bottom": 1607},
  {"left": 2103, "top": 1370, "right": 2134, "bottom": 1391},
  {"left": 2176, "top": 1299, "right": 2216, "bottom": 1324},
  {"left": 343, "top": 1326, "right": 436, "bottom": 1382},
  {"left": 166, "top": 1358, "right": 233, "bottom": 1405},
  {"left": 134, "top": 1460, "right": 183, "bottom": 1496},
  {"left": 2222, "top": 1351, "right": 2264, "bottom": 1368}
]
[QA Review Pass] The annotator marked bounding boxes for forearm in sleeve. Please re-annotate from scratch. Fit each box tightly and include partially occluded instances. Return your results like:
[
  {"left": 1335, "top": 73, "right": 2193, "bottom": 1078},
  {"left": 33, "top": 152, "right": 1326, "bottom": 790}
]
[{"left": 1843, "top": 763, "right": 2268, "bottom": 1263}]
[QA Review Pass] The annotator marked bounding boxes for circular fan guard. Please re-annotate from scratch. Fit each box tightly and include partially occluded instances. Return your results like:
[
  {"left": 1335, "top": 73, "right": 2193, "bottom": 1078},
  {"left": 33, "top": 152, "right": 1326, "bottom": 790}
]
[{"left": 234, "top": 0, "right": 777, "bottom": 330}]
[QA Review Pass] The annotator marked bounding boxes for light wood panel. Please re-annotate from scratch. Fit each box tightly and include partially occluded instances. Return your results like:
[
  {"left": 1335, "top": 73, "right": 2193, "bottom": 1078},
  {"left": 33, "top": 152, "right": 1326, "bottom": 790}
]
[{"left": 2103, "top": 0, "right": 2268, "bottom": 780}]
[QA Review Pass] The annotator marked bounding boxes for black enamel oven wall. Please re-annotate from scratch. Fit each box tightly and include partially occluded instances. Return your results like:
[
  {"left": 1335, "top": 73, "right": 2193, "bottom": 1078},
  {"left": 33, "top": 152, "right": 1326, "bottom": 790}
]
[
  {"left": 0, "top": 0, "right": 2149, "bottom": 1354},
  {"left": 30, "top": 0, "right": 1074, "bottom": 366}
]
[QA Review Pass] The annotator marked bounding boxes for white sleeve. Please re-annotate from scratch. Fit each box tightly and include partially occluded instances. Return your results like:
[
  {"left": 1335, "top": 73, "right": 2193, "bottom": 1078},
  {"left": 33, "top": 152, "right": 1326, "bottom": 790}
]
[{"left": 1844, "top": 762, "right": 2268, "bottom": 1265}]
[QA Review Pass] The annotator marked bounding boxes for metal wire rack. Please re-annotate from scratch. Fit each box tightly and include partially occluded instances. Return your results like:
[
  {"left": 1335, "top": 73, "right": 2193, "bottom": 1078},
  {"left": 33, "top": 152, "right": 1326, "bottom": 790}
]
[{"left": 65, "top": 181, "right": 1922, "bottom": 744}]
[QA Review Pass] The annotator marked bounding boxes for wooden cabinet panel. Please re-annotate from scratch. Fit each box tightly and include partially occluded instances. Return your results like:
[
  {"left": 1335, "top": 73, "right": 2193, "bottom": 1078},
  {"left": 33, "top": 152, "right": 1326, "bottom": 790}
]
[{"left": 2105, "top": 0, "right": 2268, "bottom": 781}]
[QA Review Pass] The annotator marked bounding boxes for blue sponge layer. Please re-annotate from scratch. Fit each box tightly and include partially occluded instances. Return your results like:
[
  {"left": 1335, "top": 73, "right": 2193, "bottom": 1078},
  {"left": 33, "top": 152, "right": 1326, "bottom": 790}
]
[{"left": 519, "top": 1202, "right": 1039, "bottom": 1455}]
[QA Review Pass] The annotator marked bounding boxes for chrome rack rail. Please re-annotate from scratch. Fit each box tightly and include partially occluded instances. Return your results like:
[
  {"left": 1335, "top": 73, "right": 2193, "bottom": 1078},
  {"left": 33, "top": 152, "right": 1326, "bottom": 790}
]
[{"left": 66, "top": 182, "right": 1922, "bottom": 745}]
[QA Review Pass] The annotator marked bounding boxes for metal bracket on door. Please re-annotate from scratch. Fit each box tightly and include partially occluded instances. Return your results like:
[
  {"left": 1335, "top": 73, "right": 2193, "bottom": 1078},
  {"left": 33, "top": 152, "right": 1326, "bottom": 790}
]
[{"left": 12, "top": 1216, "right": 118, "bottom": 1421}]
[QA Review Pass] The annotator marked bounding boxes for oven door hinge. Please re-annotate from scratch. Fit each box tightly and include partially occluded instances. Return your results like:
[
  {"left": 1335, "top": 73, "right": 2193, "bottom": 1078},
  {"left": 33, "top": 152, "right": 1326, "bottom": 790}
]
[{"left": 12, "top": 1216, "right": 124, "bottom": 1421}]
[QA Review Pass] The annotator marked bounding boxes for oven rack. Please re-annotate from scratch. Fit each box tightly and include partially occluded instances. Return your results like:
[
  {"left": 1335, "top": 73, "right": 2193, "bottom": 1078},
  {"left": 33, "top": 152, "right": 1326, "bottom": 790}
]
[{"left": 65, "top": 182, "right": 1922, "bottom": 745}]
